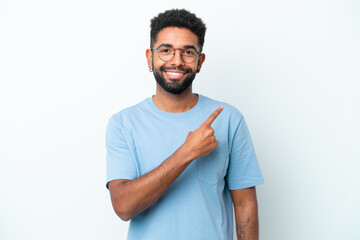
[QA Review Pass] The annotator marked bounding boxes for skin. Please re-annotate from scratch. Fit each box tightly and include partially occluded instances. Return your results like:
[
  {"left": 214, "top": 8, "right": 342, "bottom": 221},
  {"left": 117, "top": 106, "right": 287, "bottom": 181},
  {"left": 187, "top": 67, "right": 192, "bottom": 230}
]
[
  {"left": 108, "top": 27, "right": 259, "bottom": 240},
  {"left": 231, "top": 187, "right": 259, "bottom": 240}
]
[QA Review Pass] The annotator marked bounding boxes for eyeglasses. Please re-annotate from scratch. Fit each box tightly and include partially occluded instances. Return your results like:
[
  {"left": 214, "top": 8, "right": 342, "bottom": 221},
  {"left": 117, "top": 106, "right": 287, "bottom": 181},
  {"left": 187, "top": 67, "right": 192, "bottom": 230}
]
[{"left": 151, "top": 46, "right": 201, "bottom": 63}]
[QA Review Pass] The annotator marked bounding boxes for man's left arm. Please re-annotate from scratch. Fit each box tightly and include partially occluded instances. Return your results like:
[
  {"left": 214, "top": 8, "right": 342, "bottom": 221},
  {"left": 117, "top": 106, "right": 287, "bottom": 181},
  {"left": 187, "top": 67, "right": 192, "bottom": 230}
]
[{"left": 230, "top": 187, "right": 259, "bottom": 240}]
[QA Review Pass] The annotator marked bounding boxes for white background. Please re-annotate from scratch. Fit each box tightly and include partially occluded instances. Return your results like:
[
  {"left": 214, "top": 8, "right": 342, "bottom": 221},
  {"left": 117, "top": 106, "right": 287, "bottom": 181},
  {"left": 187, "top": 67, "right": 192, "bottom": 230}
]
[{"left": 1, "top": 0, "right": 359, "bottom": 239}]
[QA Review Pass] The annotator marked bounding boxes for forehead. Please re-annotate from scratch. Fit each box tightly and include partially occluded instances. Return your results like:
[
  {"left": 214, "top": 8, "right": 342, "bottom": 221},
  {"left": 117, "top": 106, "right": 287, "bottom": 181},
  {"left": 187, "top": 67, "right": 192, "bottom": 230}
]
[{"left": 154, "top": 27, "right": 199, "bottom": 49}]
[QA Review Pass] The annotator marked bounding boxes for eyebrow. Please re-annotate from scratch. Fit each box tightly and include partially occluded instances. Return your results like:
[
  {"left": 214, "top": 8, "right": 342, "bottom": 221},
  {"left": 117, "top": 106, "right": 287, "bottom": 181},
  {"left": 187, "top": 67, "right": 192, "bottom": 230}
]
[{"left": 157, "top": 43, "right": 199, "bottom": 52}]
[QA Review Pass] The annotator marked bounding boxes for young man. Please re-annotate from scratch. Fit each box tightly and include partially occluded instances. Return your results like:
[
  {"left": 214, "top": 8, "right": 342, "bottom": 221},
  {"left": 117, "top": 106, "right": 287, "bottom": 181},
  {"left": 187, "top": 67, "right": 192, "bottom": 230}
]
[{"left": 106, "top": 9, "right": 263, "bottom": 240}]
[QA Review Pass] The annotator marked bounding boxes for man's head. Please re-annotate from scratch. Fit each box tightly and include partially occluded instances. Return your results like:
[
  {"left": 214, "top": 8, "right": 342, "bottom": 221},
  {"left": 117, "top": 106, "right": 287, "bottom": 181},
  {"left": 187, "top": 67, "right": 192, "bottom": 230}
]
[{"left": 147, "top": 9, "right": 207, "bottom": 95}]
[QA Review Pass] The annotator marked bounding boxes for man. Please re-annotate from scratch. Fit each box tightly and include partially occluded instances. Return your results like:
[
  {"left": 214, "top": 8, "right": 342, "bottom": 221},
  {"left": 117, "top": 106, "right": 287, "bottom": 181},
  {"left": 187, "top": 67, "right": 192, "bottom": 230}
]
[{"left": 106, "top": 9, "right": 264, "bottom": 240}]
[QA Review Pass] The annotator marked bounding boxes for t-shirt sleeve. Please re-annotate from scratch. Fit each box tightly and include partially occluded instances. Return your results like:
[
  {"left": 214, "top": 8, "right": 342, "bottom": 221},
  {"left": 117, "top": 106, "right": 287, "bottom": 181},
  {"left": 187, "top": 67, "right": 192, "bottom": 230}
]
[
  {"left": 226, "top": 113, "right": 264, "bottom": 190},
  {"left": 106, "top": 114, "right": 138, "bottom": 189}
]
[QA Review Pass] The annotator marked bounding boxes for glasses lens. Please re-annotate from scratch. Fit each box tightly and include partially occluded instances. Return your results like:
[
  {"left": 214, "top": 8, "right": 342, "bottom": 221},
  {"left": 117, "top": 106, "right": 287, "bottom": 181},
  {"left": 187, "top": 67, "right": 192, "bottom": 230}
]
[
  {"left": 158, "top": 46, "right": 174, "bottom": 61},
  {"left": 181, "top": 48, "right": 198, "bottom": 63}
]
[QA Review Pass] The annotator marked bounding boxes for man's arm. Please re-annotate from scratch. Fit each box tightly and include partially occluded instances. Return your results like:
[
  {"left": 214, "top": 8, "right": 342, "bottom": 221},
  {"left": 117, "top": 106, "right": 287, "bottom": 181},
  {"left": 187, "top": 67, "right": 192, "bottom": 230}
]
[
  {"left": 230, "top": 187, "right": 259, "bottom": 240},
  {"left": 108, "top": 107, "right": 223, "bottom": 221}
]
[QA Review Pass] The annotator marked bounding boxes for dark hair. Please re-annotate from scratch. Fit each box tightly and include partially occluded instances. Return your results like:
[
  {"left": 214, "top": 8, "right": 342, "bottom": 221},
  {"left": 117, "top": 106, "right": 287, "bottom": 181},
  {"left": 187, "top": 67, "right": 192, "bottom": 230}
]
[{"left": 150, "top": 9, "right": 207, "bottom": 52}]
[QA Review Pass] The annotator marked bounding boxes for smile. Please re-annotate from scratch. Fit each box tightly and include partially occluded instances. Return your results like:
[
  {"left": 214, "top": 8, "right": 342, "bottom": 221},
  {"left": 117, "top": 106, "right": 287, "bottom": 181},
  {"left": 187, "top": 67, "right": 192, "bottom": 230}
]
[
  {"left": 164, "top": 71, "right": 186, "bottom": 79},
  {"left": 166, "top": 71, "right": 184, "bottom": 76}
]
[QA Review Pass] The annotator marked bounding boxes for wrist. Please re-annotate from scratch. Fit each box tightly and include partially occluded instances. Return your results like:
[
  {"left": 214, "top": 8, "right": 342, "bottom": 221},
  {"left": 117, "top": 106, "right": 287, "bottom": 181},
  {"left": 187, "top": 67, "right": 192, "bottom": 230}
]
[{"left": 175, "top": 144, "right": 195, "bottom": 164}]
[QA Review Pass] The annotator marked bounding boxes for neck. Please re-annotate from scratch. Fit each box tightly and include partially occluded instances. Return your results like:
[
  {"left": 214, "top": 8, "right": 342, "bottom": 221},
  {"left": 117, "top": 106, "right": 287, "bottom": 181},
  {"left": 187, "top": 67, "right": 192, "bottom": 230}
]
[{"left": 152, "top": 84, "right": 198, "bottom": 113}]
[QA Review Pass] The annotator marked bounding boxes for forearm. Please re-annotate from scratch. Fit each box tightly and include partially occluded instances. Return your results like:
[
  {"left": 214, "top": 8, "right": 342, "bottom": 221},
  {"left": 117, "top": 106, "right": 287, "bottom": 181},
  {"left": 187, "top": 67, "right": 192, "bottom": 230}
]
[
  {"left": 109, "top": 146, "right": 193, "bottom": 221},
  {"left": 234, "top": 202, "right": 259, "bottom": 240},
  {"left": 231, "top": 187, "right": 259, "bottom": 240}
]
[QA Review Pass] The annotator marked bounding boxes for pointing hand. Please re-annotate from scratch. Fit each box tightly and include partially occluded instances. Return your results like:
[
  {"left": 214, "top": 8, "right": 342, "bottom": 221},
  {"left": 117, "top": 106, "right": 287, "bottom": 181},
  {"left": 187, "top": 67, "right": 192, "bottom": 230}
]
[{"left": 180, "top": 106, "right": 224, "bottom": 161}]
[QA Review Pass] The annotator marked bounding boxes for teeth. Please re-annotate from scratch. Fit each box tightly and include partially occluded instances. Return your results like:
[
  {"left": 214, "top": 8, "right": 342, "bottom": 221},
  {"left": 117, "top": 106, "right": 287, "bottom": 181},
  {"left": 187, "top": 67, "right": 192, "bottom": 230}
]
[{"left": 166, "top": 72, "right": 183, "bottom": 76}]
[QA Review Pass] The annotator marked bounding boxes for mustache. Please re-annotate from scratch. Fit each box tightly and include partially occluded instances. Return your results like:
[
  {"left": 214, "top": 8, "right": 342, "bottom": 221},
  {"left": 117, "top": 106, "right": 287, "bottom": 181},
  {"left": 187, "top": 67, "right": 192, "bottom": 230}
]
[{"left": 159, "top": 66, "right": 192, "bottom": 73}]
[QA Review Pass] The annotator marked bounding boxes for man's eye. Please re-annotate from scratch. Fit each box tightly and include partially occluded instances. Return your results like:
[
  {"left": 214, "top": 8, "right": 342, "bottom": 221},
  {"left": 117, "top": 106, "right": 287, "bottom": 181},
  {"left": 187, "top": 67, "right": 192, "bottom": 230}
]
[
  {"left": 184, "top": 49, "right": 195, "bottom": 55},
  {"left": 160, "top": 48, "right": 171, "bottom": 53}
]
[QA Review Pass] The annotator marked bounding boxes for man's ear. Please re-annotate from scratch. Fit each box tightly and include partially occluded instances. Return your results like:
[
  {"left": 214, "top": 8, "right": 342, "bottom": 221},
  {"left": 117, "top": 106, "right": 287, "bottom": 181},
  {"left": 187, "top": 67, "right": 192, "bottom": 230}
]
[
  {"left": 196, "top": 53, "right": 206, "bottom": 73},
  {"left": 146, "top": 49, "right": 153, "bottom": 71}
]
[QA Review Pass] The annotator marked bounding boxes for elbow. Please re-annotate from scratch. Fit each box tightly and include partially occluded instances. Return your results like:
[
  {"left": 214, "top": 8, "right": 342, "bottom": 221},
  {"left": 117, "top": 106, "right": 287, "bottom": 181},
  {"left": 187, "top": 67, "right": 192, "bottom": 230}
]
[
  {"left": 113, "top": 204, "right": 135, "bottom": 222},
  {"left": 116, "top": 212, "right": 132, "bottom": 222},
  {"left": 109, "top": 179, "right": 137, "bottom": 221}
]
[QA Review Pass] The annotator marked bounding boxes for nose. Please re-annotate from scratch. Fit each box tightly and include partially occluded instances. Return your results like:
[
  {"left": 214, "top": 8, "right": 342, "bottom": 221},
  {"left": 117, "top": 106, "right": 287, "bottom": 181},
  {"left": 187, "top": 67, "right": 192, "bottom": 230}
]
[{"left": 169, "top": 49, "right": 184, "bottom": 66}]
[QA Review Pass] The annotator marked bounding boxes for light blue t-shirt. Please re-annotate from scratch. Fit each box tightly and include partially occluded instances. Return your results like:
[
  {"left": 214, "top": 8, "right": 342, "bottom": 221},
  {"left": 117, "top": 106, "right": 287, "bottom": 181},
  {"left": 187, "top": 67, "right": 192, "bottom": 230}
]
[{"left": 106, "top": 94, "right": 263, "bottom": 240}]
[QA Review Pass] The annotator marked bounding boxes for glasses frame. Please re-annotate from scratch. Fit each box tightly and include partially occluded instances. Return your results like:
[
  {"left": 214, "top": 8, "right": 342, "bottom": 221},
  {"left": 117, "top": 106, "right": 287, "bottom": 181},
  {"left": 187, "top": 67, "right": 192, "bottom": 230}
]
[{"left": 151, "top": 46, "right": 201, "bottom": 64}]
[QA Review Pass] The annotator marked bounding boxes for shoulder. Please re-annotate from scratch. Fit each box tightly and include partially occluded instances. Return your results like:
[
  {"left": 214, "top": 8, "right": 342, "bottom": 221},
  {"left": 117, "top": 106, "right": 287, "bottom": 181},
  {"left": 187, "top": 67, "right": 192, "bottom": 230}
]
[{"left": 108, "top": 97, "right": 151, "bottom": 128}]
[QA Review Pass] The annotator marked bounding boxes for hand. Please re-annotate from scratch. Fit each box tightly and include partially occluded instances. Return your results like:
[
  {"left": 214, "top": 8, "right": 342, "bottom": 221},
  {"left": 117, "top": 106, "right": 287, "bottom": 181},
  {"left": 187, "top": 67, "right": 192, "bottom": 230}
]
[{"left": 180, "top": 106, "right": 224, "bottom": 161}]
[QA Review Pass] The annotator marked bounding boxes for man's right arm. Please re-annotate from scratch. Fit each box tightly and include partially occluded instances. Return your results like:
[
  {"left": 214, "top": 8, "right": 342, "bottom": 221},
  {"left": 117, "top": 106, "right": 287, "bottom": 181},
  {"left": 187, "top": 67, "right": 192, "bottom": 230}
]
[{"left": 108, "top": 106, "right": 223, "bottom": 221}]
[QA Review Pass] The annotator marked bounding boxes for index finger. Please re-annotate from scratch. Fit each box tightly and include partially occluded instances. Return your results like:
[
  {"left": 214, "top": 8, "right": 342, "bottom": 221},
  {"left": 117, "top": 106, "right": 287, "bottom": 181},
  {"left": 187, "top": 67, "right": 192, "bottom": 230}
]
[{"left": 202, "top": 106, "right": 224, "bottom": 127}]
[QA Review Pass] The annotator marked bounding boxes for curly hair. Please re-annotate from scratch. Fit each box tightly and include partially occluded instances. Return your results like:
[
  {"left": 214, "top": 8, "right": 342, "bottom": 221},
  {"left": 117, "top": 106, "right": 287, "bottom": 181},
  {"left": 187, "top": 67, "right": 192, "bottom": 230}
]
[{"left": 150, "top": 9, "right": 207, "bottom": 52}]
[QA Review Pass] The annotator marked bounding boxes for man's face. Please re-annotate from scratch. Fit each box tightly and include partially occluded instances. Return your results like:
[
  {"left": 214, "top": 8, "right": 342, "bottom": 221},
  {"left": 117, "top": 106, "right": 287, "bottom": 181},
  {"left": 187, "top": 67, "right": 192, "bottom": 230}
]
[{"left": 146, "top": 27, "right": 205, "bottom": 94}]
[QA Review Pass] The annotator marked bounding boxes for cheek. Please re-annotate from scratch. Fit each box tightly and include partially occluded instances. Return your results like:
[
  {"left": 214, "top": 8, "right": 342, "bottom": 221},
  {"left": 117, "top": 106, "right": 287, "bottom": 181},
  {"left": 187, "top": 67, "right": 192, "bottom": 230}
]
[{"left": 152, "top": 56, "right": 165, "bottom": 68}]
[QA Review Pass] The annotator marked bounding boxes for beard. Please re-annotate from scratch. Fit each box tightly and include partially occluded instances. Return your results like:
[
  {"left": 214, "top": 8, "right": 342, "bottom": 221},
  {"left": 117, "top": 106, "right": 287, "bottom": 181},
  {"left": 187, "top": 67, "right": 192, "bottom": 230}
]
[{"left": 153, "top": 64, "right": 197, "bottom": 94}]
